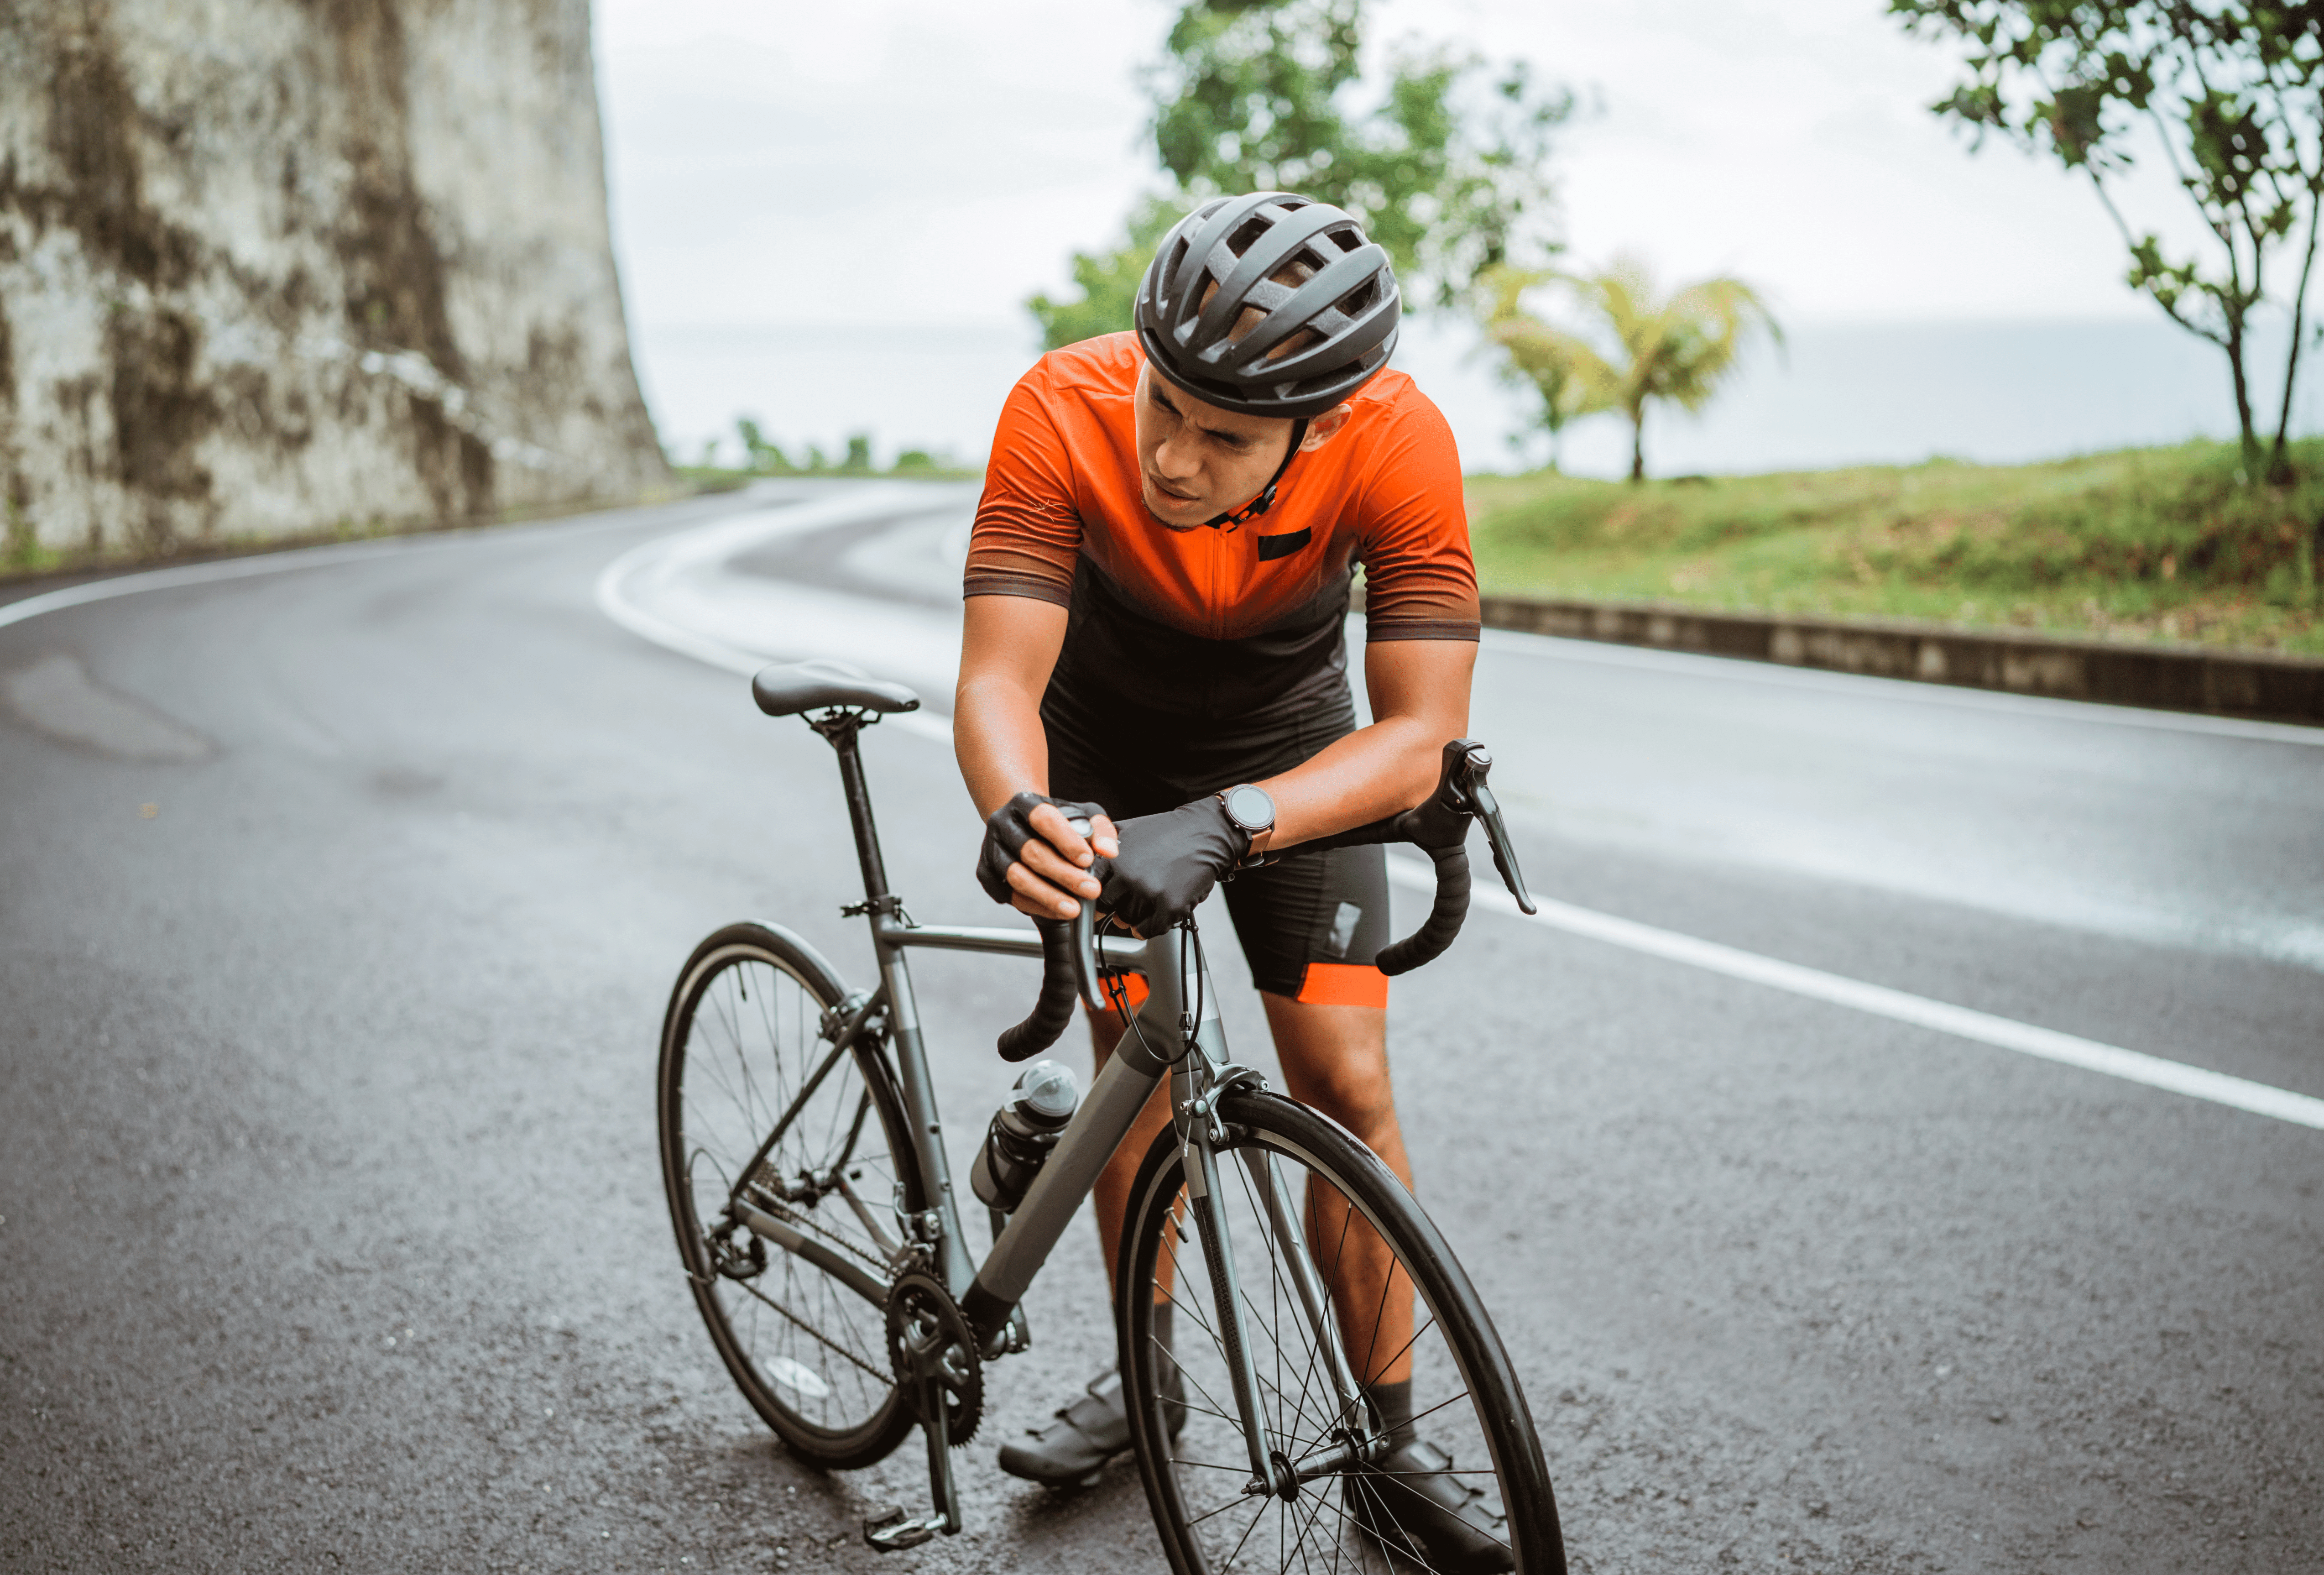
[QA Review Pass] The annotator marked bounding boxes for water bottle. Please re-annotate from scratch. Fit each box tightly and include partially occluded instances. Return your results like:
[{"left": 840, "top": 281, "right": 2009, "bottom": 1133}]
[{"left": 969, "top": 1059, "right": 1080, "bottom": 1212}]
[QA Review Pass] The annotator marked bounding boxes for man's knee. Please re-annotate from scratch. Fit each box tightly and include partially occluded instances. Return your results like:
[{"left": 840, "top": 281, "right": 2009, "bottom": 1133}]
[{"left": 1264, "top": 997, "right": 1393, "bottom": 1119}]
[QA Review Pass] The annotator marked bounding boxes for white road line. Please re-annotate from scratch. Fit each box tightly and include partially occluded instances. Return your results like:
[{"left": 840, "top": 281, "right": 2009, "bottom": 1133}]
[
  {"left": 1480, "top": 626, "right": 2324, "bottom": 748},
  {"left": 0, "top": 495, "right": 736, "bottom": 637},
  {"left": 593, "top": 523, "right": 2324, "bottom": 1133},
  {"left": 0, "top": 535, "right": 429, "bottom": 633},
  {"left": 1385, "top": 859, "right": 2324, "bottom": 1131},
  {"left": 594, "top": 514, "right": 957, "bottom": 743}
]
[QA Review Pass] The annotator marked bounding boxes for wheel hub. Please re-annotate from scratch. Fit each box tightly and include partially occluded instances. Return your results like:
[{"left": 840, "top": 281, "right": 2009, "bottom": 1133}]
[{"left": 707, "top": 1219, "right": 766, "bottom": 1281}]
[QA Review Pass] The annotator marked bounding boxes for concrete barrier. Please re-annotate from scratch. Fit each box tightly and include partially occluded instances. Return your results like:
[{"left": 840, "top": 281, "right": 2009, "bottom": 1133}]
[{"left": 1470, "top": 594, "right": 2324, "bottom": 725}]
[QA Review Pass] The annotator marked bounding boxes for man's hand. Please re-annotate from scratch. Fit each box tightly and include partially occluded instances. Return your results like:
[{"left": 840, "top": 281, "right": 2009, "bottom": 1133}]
[
  {"left": 1100, "top": 797, "right": 1249, "bottom": 935},
  {"left": 977, "top": 792, "right": 1122, "bottom": 920}
]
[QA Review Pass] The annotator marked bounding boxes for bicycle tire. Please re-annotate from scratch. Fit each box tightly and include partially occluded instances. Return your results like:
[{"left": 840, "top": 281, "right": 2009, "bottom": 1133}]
[
  {"left": 658, "top": 921, "right": 923, "bottom": 1470},
  {"left": 1118, "top": 1090, "right": 1564, "bottom": 1574}
]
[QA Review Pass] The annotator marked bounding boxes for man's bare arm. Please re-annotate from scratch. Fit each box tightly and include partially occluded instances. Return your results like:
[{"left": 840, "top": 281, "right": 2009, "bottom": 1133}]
[
  {"left": 954, "top": 595, "right": 1120, "bottom": 918},
  {"left": 1255, "top": 638, "right": 1476, "bottom": 848}
]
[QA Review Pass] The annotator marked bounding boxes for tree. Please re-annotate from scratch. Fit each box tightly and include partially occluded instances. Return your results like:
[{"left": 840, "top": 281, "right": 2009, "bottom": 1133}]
[
  {"left": 1481, "top": 258, "right": 1779, "bottom": 482},
  {"left": 734, "top": 416, "right": 794, "bottom": 474},
  {"left": 1889, "top": 2, "right": 2324, "bottom": 483},
  {"left": 1476, "top": 266, "right": 1608, "bottom": 471},
  {"left": 1027, "top": 199, "right": 1185, "bottom": 353},
  {"left": 1028, "top": 0, "right": 1571, "bottom": 352}
]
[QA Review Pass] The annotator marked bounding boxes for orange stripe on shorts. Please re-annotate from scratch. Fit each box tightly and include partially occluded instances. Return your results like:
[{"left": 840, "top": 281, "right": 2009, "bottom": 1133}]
[{"left": 1294, "top": 962, "right": 1388, "bottom": 1008}]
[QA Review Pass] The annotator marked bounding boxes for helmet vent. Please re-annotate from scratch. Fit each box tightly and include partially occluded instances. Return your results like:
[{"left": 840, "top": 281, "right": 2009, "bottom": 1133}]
[{"left": 1134, "top": 191, "right": 1403, "bottom": 420}]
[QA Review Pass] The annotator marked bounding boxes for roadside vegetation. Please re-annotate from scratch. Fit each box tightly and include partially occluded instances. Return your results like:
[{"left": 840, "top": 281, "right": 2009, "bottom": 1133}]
[
  {"left": 679, "top": 418, "right": 978, "bottom": 491},
  {"left": 1028, "top": 0, "right": 1571, "bottom": 350},
  {"left": 1891, "top": 1, "right": 2324, "bottom": 485},
  {"left": 1479, "top": 258, "right": 1780, "bottom": 481},
  {"left": 1463, "top": 439, "right": 2324, "bottom": 655},
  {"left": 675, "top": 454, "right": 973, "bottom": 492}
]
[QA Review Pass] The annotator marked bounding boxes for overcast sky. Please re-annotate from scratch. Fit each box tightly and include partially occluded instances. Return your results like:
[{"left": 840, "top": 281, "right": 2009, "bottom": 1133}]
[{"left": 593, "top": 0, "right": 2204, "bottom": 335}]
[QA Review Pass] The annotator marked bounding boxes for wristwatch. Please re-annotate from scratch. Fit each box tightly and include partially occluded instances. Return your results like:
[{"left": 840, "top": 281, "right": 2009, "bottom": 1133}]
[{"left": 1217, "top": 782, "right": 1277, "bottom": 860}]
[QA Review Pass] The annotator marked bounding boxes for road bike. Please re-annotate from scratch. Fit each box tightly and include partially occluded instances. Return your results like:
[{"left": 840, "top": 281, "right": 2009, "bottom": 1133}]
[{"left": 655, "top": 657, "right": 1566, "bottom": 1572}]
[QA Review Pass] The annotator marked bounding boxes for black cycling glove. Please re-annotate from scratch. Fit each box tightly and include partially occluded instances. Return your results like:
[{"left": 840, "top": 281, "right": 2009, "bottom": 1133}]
[
  {"left": 977, "top": 791, "right": 1109, "bottom": 906},
  {"left": 1100, "top": 796, "right": 1250, "bottom": 935}
]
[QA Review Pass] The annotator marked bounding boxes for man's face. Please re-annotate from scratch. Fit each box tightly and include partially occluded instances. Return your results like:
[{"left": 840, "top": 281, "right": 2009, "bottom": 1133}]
[{"left": 1133, "top": 362, "right": 1298, "bottom": 530}]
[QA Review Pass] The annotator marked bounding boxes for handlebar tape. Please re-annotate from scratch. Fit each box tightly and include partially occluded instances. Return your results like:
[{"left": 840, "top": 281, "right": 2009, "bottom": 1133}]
[
  {"left": 997, "top": 917, "right": 1082, "bottom": 1062},
  {"left": 1375, "top": 843, "right": 1470, "bottom": 976}
]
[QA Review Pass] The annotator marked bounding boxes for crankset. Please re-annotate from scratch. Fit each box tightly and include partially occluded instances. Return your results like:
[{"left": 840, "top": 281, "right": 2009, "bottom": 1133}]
[
  {"left": 865, "top": 1266, "right": 978, "bottom": 1551},
  {"left": 883, "top": 1266, "right": 983, "bottom": 1445}
]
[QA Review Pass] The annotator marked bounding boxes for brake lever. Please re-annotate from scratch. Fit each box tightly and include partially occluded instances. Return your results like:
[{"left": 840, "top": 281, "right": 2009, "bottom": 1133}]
[
  {"left": 1454, "top": 753, "right": 1537, "bottom": 915},
  {"left": 1064, "top": 817, "right": 1109, "bottom": 1012}
]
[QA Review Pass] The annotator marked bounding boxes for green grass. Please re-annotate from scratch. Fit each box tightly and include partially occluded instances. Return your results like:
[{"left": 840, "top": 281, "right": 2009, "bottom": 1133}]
[{"left": 1463, "top": 440, "right": 2324, "bottom": 655}]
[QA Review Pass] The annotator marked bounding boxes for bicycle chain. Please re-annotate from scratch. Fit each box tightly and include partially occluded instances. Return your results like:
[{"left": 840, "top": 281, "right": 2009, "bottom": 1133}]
[{"left": 747, "top": 1183, "right": 896, "bottom": 1280}]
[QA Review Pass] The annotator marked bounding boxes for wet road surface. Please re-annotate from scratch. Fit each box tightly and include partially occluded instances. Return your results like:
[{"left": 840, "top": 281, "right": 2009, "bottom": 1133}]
[{"left": 3, "top": 485, "right": 2320, "bottom": 1573}]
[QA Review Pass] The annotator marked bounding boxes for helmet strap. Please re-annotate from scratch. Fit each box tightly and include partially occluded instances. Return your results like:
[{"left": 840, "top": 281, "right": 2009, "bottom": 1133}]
[{"left": 1206, "top": 419, "right": 1308, "bottom": 531}]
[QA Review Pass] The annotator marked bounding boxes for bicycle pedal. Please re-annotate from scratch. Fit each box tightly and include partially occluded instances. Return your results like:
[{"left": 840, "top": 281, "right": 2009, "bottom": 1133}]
[{"left": 861, "top": 1504, "right": 944, "bottom": 1551}]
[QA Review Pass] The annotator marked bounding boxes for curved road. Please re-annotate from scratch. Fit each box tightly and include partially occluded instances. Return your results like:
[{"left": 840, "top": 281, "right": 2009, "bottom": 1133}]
[{"left": 2, "top": 485, "right": 2319, "bottom": 1573}]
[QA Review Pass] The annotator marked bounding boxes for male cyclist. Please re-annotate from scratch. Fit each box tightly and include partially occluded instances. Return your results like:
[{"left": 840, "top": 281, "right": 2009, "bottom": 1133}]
[{"left": 955, "top": 191, "right": 1501, "bottom": 1570}]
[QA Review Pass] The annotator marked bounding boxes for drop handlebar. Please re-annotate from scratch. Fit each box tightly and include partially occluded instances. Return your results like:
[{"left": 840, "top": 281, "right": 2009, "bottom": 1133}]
[{"left": 994, "top": 739, "right": 1535, "bottom": 1061}]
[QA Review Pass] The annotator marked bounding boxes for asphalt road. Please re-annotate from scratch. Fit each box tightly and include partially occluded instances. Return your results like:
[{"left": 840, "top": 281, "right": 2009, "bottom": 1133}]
[{"left": 2, "top": 486, "right": 2319, "bottom": 1574}]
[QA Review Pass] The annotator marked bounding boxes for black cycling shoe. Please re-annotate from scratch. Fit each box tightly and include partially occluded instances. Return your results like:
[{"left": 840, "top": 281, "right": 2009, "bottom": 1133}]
[
  {"left": 996, "top": 1362, "right": 1187, "bottom": 1488},
  {"left": 1343, "top": 1437, "right": 1514, "bottom": 1575}
]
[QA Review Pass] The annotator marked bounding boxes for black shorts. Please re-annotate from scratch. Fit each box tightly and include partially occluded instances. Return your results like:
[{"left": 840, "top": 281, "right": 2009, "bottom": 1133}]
[{"left": 1043, "top": 666, "right": 1392, "bottom": 1006}]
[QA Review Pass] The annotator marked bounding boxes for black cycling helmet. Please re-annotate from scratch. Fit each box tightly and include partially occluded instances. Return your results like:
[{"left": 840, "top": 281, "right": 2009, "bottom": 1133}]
[{"left": 1135, "top": 191, "right": 1401, "bottom": 421}]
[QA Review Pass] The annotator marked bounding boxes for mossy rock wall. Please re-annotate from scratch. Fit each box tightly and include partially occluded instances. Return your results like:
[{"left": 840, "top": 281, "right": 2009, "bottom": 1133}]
[{"left": 0, "top": 0, "right": 669, "bottom": 560}]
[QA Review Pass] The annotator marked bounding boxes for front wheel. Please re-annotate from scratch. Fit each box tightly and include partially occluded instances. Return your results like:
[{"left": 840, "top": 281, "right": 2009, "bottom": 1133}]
[
  {"left": 658, "top": 922, "right": 923, "bottom": 1470},
  {"left": 1118, "top": 1090, "right": 1565, "bottom": 1574}
]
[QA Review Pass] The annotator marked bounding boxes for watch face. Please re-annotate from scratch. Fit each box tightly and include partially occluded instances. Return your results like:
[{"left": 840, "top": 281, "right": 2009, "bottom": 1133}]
[{"left": 1224, "top": 784, "right": 1274, "bottom": 832}]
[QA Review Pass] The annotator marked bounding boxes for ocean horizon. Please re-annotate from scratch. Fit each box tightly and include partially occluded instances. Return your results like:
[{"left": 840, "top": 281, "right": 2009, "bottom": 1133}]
[{"left": 631, "top": 313, "right": 2324, "bottom": 482}]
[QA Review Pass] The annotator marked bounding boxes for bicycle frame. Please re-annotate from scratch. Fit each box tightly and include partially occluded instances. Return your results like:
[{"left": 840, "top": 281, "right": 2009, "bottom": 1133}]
[
  {"left": 805, "top": 710, "right": 1191, "bottom": 1317},
  {"left": 779, "top": 710, "right": 1361, "bottom": 1535}
]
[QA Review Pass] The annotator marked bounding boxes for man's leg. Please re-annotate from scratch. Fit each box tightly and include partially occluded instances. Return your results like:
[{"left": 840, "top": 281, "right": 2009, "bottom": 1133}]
[
  {"left": 1272, "top": 995, "right": 1512, "bottom": 1570},
  {"left": 1259, "top": 994, "right": 1415, "bottom": 1388},
  {"left": 1088, "top": 996, "right": 1413, "bottom": 1367}
]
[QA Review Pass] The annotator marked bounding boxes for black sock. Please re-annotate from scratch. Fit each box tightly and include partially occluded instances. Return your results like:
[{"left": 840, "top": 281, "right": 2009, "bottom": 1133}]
[
  {"left": 1364, "top": 1378, "right": 1416, "bottom": 1448},
  {"left": 1149, "top": 1298, "right": 1174, "bottom": 1354}
]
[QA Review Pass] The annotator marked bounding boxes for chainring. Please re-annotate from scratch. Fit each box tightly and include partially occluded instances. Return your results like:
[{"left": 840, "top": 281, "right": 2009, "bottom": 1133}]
[{"left": 884, "top": 1267, "right": 983, "bottom": 1446}]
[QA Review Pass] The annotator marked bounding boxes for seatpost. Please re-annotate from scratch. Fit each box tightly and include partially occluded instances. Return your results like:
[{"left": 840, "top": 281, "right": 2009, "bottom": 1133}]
[{"left": 812, "top": 711, "right": 892, "bottom": 905}]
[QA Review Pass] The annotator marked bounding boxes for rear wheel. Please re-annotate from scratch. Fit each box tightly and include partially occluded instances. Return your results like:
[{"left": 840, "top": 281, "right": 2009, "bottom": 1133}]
[
  {"left": 1118, "top": 1090, "right": 1565, "bottom": 1573},
  {"left": 658, "top": 922, "right": 921, "bottom": 1469}
]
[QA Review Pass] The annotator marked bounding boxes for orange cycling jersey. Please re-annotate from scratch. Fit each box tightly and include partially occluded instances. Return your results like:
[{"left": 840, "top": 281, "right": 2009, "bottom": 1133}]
[
  {"left": 965, "top": 332, "right": 1479, "bottom": 651},
  {"left": 968, "top": 333, "right": 1463, "bottom": 1010}
]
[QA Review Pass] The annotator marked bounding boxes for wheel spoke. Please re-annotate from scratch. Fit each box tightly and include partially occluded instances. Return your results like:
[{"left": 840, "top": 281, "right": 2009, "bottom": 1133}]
[
  {"left": 727, "top": 1273, "right": 891, "bottom": 1384},
  {"left": 1130, "top": 1117, "right": 1551, "bottom": 1571},
  {"left": 662, "top": 941, "right": 913, "bottom": 1463}
]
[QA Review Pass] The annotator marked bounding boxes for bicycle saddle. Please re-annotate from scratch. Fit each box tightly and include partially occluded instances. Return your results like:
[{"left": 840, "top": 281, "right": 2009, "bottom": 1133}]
[{"left": 752, "top": 658, "right": 921, "bottom": 717}]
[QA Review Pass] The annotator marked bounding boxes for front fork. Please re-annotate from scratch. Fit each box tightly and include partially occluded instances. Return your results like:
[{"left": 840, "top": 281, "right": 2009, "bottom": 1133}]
[
  {"left": 1168, "top": 952, "right": 1380, "bottom": 1500},
  {"left": 1176, "top": 1073, "right": 1383, "bottom": 1498}
]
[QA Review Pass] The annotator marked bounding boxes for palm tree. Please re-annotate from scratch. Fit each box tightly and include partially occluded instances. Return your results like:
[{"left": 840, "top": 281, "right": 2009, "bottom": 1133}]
[
  {"left": 1477, "top": 266, "right": 1604, "bottom": 472},
  {"left": 1481, "top": 257, "right": 1780, "bottom": 482}
]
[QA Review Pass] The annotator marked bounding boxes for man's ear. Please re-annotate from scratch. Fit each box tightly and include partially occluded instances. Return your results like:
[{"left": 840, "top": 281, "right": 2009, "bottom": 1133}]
[{"left": 1300, "top": 404, "right": 1354, "bottom": 451}]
